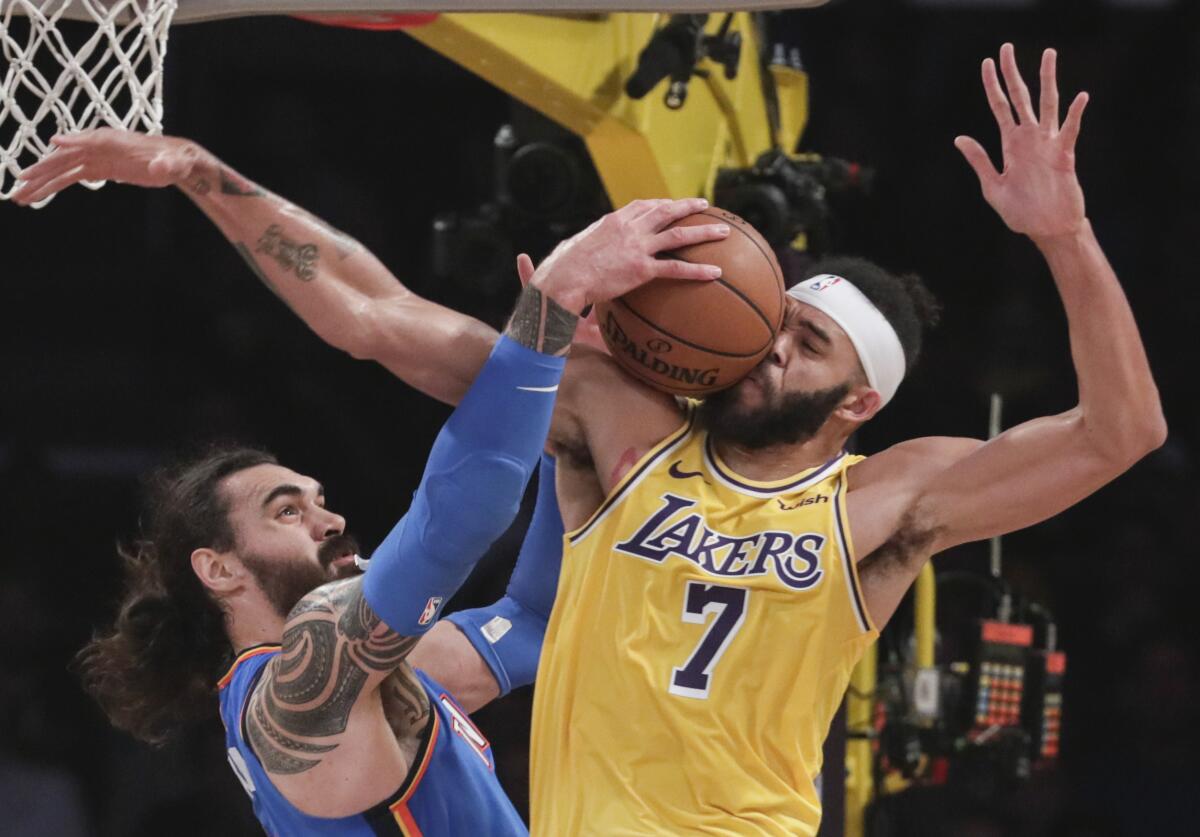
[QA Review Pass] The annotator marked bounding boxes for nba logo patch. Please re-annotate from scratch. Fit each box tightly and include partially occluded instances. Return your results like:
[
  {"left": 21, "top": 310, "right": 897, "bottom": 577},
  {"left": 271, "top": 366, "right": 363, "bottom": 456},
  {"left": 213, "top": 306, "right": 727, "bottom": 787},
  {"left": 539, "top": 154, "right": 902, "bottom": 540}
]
[
  {"left": 418, "top": 596, "right": 443, "bottom": 626},
  {"left": 808, "top": 275, "right": 842, "bottom": 292}
]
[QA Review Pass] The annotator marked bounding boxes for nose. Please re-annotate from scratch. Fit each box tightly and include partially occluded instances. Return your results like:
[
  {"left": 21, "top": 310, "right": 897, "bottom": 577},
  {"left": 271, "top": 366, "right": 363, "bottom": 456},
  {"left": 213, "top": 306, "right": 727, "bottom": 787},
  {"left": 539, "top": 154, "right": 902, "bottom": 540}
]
[
  {"left": 769, "top": 328, "right": 795, "bottom": 369},
  {"left": 313, "top": 507, "right": 346, "bottom": 541}
]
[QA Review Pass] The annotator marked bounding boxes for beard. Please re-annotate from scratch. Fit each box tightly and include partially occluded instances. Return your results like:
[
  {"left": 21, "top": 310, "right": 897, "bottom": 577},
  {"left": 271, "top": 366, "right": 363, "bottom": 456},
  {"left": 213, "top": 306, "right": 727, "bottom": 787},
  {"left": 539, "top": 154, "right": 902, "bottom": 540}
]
[
  {"left": 241, "top": 533, "right": 362, "bottom": 618},
  {"left": 698, "top": 374, "right": 850, "bottom": 450}
]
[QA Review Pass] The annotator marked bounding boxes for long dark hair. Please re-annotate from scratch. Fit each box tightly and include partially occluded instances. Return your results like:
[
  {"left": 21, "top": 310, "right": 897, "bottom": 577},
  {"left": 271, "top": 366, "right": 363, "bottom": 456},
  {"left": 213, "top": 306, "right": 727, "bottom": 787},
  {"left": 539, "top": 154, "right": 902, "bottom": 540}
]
[{"left": 76, "top": 445, "right": 277, "bottom": 745}]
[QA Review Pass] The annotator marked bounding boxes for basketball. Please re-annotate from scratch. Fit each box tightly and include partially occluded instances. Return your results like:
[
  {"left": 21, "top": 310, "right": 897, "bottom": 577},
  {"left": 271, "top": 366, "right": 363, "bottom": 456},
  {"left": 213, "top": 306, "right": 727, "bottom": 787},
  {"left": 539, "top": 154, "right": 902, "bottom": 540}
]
[{"left": 595, "top": 207, "right": 785, "bottom": 396}]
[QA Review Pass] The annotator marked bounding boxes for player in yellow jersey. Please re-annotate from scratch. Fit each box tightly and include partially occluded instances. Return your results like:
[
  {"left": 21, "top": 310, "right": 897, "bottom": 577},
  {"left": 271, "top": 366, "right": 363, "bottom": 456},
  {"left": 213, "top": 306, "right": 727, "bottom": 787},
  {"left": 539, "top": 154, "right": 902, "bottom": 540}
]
[
  {"left": 20, "top": 45, "right": 1165, "bottom": 835},
  {"left": 522, "top": 45, "right": 1158, "bottom": 834}
]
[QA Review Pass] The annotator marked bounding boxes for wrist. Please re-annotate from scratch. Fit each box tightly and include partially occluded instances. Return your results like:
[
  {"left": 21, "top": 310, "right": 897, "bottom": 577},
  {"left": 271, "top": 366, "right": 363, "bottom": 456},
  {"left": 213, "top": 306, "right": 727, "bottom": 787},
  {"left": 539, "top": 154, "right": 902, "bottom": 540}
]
[
  {"left": 530, "top": 274, "right": 588, "bottom": 316},
  {"left": 1031, "top": 218, "right": 1092, "bottom": 254},
  {"left": 504, "top": 283, "right": 580, "bottom": 356},
  {"left": 173, "top": 143, "right": 220, "bottom": 199}
]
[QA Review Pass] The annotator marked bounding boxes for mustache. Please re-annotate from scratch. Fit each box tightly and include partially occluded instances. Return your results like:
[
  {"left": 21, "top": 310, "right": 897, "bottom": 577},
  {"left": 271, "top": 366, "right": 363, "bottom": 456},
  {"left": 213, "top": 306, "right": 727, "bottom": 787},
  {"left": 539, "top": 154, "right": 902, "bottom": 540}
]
[{"left": 317, "top": 533, "right": 362, "bottom": 570}]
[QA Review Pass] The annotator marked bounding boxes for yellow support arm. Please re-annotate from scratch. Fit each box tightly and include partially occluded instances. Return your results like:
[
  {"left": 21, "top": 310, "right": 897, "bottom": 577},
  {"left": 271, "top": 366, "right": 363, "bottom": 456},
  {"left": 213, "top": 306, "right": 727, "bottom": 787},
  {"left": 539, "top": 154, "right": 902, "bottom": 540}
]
[{"left": 404, "top": 13, "right": 809, "bottom": 205}]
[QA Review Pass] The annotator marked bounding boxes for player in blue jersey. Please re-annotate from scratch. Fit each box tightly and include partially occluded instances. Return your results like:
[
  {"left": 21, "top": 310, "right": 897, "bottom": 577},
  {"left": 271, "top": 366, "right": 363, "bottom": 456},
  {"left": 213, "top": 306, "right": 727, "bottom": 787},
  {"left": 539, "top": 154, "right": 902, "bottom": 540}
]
[{"left": 71, "top": 193, "right": 728, "bottom": 836}]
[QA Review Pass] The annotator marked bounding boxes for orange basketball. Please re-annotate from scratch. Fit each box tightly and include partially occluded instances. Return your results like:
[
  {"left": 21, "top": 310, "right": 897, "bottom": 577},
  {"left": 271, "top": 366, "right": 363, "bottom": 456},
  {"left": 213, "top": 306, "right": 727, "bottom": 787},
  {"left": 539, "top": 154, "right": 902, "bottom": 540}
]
[{"left": 595, "top": 208, "right": 785, "bottom": 396}]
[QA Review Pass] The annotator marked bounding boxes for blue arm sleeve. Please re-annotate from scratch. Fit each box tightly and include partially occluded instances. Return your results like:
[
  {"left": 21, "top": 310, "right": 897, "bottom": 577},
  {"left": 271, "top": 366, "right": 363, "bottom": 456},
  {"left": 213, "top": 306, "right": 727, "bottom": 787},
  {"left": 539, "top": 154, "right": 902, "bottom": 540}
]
[
  {"left": 445, "top": 454, "right": 564, "bottom": 695},
  {"left": 362, "top": 336, "right": 564, "bottom": 636}
]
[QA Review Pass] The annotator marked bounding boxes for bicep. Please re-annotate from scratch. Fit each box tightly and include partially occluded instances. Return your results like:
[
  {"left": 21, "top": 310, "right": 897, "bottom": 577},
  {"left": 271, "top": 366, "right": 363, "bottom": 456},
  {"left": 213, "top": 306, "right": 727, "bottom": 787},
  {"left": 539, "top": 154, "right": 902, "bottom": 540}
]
[
  {"left": 253, "top": 579, "right": 419, "bottom": 762},
  {"left": 919, "top": 409, "right": 1118, "bottom": 553},
  {"left": 408, "top": 621, "right": 501, "bottom": 714}
]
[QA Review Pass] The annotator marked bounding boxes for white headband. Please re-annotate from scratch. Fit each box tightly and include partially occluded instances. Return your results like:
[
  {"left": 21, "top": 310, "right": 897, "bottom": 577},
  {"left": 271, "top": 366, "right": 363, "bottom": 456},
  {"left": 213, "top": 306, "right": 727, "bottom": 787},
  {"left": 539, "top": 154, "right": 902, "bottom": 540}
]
[{"left": 787, "top": 274, "right": 906, "bottom": 407}]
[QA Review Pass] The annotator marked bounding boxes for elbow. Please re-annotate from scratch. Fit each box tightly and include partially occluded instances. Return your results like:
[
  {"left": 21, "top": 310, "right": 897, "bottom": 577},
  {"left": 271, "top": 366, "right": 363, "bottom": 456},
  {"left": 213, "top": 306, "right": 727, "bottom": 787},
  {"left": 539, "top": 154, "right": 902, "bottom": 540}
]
[
  {"left": 1139, "top": 410, "right": 1169, "bottom": 455},
  {"left": 1084, "top": 402, "right": 1168, "bottom": 468},
  {"left": 1124, "top": 395, "right": 1169, "bottom": 462}
]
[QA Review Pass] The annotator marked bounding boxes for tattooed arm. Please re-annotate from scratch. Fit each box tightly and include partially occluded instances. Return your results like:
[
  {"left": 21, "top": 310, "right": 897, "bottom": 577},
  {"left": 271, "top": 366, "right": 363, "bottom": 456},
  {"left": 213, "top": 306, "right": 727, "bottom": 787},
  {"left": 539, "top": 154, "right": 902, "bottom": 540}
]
[
  {"left": 12, "top": 129, "right": 494, "bottom": 405},
  {"left": 246, "top": 576, "right": 430, "bottom": 816},
  {"left": 15, "top": 131, "right": 731, "bottom": 408}
]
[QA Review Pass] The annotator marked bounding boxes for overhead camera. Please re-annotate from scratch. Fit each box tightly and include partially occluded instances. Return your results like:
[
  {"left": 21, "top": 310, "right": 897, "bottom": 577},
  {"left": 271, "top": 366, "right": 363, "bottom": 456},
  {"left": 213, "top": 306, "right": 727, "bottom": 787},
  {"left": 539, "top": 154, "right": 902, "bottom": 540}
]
[
  {"left": 714, "top": 149, "right": 874, "bottom": 253},
  {"left": 431, "top": 112, "right": 608, "bottom": 302},
  {"left": 624, "top": 13, "right": 742, "bottom": 110}
]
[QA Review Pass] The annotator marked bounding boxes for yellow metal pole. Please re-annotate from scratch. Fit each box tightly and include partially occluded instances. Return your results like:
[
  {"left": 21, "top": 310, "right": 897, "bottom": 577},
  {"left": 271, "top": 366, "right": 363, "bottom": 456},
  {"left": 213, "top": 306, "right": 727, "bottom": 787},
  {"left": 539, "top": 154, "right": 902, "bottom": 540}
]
[
  {"left": 844, "top": 642, "right": 876, "bottom": 837},
  {"left": 915, "top": 563, "right": 935, "bottom": 670}
]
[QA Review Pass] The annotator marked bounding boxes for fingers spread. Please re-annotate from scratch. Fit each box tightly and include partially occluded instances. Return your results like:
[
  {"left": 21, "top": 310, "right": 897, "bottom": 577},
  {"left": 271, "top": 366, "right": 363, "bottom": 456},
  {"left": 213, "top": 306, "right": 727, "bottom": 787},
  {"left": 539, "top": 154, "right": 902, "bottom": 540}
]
[
  {"left": 982, "top": 58, "right": 1015, "bottom": 132},
  {"left": 19, "top": 163, "right": 87, "bottom": 205},
  {"left": 651, "top": 257, "right": 721, "bottom": 281},
  {"left": 639, "top": 197, "right": 711, "bottom": 232},
  {"left": 954, "top": 135, "right": 1000, "bottom": 186},
  {"left": 999, "top": 43, "right": 1037, "bottom": 125},
  {"left": 1060, "top": 91, "right": 1089, "bottom": 151},
  {"left": 1039, "top": 48, "right": 1060, "bottom": 131},
  {"left": 626, "top": 198, "right": 671, "bottom": 222},
  {"left": 18, "top": 144, "right": 83, "bottom": 183},
  {"left": 650, "top": 222, "right": 729, "bottom": 254}
]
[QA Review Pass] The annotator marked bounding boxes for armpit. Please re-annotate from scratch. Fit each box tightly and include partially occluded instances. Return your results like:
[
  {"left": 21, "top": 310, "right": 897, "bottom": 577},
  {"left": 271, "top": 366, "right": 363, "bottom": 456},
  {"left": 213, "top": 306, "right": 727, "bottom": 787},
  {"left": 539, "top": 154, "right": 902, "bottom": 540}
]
[{"left": 858, "top": 510, "right": 941, "bottom": 580}]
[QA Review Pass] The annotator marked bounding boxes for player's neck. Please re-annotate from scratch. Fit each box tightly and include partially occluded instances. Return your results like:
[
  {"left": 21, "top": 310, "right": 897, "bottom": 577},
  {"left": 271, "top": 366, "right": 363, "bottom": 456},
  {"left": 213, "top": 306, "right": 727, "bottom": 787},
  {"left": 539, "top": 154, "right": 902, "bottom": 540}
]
[
  {"left": 224, "top": 595, "right": 287, "bottom": 655},
  {"left": 712, "top": 427, "right": 846, "bottom": 483}
]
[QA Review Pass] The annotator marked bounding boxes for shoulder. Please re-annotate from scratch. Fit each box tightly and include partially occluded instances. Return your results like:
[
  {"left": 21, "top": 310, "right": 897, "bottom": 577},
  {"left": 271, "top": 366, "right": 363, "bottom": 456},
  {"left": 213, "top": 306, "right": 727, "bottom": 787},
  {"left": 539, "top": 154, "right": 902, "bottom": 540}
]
[
  {"left": 848, "top": 436, "right": 984, "bottom": 491},
  {"left": 843, "top": 436, "right": 982, "bottom": 562},
  {"left": 557, "top": 346, "right": 685, "bottom": 457}
]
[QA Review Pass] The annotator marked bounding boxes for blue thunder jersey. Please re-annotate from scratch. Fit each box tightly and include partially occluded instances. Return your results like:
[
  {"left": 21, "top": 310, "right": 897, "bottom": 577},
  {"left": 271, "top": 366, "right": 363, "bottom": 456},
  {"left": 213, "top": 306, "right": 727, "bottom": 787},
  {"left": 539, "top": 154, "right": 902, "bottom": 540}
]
[{"left": 218, "top": 645, "right": 527, "bottom": 837}]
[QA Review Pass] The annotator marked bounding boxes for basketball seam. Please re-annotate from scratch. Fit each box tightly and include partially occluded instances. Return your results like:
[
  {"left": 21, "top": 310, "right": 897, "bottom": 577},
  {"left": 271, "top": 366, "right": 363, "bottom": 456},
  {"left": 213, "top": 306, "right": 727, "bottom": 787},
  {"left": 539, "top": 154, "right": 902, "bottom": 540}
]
[
  {"left": 698, "top": 208, "right": 785, "bottom": 331},
  {"left": 615, "top": 297, "right": 770, "bottom": 359}
]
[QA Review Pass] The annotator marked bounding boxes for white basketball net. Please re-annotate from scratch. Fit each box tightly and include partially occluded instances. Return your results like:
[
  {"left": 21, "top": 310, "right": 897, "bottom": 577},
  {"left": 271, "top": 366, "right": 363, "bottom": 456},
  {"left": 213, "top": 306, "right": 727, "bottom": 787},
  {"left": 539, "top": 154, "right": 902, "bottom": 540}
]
[{"left": 0, "top": 0, "right": 176, "bottom": 203}]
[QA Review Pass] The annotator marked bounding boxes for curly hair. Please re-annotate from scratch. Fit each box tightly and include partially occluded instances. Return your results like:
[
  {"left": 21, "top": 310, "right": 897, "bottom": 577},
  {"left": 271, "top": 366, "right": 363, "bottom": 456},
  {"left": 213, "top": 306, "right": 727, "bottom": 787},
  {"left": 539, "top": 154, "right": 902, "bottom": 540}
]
[{"left": 76, "top": 445, "right": 277, "bottom": 745}]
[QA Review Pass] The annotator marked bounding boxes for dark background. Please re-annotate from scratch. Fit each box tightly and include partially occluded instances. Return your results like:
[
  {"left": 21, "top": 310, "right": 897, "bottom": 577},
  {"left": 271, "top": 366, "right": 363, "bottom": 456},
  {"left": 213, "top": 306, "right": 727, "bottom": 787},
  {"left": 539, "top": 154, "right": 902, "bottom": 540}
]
[{"left": 2, "top": 1, "right": 1197, "bottom": 835}]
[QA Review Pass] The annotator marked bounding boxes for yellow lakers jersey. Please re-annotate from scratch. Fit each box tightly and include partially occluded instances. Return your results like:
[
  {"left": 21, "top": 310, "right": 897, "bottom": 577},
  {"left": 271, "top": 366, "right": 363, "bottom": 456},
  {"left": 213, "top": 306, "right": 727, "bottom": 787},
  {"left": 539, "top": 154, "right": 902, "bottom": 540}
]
[{"left": 530, "top": 410, "right": 878, "bottom": 836}]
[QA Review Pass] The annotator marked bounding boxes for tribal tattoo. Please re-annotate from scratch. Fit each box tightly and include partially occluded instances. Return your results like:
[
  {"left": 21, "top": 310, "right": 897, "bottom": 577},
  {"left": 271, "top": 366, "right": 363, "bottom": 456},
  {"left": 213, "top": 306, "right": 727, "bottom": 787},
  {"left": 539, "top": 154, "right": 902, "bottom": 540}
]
[
  {"left": 245, "top": 577, "right": 424, "bottom": 776},
  {"left": 505, "top": 284, "right": 578, "bottom": 356},
  {"left": 256, "top": 224, "right": 319, "bottom": 282}
]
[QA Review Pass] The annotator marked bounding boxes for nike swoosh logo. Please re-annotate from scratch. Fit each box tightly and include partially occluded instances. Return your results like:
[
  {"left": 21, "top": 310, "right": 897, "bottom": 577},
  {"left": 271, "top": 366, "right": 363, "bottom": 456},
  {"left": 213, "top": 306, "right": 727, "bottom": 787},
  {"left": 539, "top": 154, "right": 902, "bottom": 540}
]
[
  {"left": 517, "top": 385, "right": 559, "bottom": 392},
  {"left": 668, "top": 461, "right": 705, "bottom": 480}
]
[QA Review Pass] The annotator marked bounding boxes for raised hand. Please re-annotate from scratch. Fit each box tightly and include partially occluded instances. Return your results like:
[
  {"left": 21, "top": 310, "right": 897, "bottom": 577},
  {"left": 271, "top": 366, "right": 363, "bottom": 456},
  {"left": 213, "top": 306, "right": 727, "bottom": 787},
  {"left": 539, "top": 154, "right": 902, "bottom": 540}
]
[
  {"left": 528, "top": 198, "right": 729, "bottom": 314},
  {"left": 954, "top": 44, "right": 1088, "bottom": 241},
  {"left": 12, "top": 129, "right": 206, "bottom": 206}
]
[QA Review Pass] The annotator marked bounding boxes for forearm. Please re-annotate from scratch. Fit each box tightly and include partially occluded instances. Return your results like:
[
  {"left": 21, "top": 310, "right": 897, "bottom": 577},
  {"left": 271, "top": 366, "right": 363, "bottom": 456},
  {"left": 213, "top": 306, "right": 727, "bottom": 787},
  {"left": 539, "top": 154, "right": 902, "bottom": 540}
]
[
  {"left": 363, "top": 289, "right": 575, "bottom": 635},
  {"left": 1036, "top": 222, "right": 1166, "bottom": 458},
  {"left": 445, "top": 455, "right": 563, "bottom": 696},
  {"left": 178, "top": 148, "right": 496, "bottom": 404}
]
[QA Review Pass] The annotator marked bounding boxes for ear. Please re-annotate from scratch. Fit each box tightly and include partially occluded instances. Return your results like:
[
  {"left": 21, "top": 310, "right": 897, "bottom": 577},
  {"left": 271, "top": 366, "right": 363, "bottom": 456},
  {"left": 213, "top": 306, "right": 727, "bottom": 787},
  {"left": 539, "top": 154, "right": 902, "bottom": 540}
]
[
  {"left": 191, "top": 547, "right": 243, "bottom": 595},
  {"left": 834, "top": 384, "right": 883, "bottom": 425}
]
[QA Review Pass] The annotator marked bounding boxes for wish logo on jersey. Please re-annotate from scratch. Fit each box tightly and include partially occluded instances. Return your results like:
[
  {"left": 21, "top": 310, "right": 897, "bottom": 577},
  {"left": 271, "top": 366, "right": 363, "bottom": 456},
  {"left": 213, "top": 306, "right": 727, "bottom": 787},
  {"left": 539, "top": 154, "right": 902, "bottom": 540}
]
[{"left": 615, "top": 493, "right": 825, "bottom": 590}]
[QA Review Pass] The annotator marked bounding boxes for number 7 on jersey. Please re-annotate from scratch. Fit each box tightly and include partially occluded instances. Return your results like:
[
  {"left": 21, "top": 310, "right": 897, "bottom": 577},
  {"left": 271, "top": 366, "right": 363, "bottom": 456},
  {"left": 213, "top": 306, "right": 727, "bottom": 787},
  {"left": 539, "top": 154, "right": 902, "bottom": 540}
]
[{"left": 670, "top": 582, "right": 749, "bottom": 699}]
